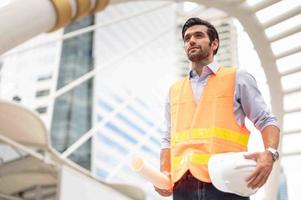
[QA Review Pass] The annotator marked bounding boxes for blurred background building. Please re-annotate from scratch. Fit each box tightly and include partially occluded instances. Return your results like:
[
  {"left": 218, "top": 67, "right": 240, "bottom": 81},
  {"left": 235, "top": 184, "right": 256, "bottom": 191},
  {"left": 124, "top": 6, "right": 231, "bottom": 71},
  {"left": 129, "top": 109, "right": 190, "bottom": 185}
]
[{"left": 1, "top": 0, "right": 301, "bottom": 199}]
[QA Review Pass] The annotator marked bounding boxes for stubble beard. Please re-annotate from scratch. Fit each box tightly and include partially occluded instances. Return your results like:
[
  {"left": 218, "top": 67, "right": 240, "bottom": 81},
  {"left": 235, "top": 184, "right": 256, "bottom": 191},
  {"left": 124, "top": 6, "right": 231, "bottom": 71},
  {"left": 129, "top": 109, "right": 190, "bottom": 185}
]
[{"left": 187, "top": 47, "right": 210, "bottom": 63}]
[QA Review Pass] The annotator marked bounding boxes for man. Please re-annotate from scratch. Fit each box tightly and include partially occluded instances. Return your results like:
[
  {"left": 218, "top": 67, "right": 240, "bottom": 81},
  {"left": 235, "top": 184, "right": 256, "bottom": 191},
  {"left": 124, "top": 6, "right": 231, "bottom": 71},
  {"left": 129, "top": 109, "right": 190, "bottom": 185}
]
[{"left": 155, "top": 18, "right": 280, "bottom": 200}]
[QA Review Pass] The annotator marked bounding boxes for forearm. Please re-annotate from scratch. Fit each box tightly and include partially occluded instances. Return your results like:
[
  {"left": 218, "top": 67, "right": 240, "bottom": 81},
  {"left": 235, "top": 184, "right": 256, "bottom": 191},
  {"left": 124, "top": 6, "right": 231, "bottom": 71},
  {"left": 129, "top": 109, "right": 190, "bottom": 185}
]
[
  {"left": 155, "top": 149, "right": 172, "bottom": 196},
  {"left": 261, "top": 125, "right": 280, "bottom": 149},
  {"left": 160, "top": 148, "right": 171, "bottom": 173},
  {"left": 246, "top": 125, "right": 280, "bottom": 189}
]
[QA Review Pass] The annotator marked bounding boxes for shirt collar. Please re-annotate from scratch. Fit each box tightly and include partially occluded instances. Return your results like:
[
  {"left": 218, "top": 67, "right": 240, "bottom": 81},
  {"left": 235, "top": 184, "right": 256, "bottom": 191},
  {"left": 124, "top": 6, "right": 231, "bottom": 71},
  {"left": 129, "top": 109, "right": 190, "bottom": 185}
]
[{"left": 189, "top": 61, "right": 220, "bottom": 79}]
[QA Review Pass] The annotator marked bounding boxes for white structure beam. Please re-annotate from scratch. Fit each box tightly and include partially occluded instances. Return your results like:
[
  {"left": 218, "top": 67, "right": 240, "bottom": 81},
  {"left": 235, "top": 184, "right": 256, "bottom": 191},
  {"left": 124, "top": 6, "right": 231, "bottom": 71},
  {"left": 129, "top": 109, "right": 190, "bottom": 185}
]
[
  {"left": 52, "top": 25, "right": 173, "bottom": 98},
  {"left": 262, "top": 5, "right": 301, "bottom": 28},
  {"left": 250, "top": 0, "right": 280, "bottom": 12},
  {"left": 0, "top": 0, "right": 56, "bottom": 55},
  {"left": 284, "top": 107, "right": 301, "bottom": 114},
  {"left": 275, "top": 46, "right": 301, "bottom": 59},
  {"left": 281, "top": 66, "right": 301, "bottom": 76},
  {"left": 3, "top": 1, "right": 173, "bottom": 57},
  {"left": 0, "top": 193, "right": 23, "bottom": 200},
  {"left": 284, "top": 86, "right": 301, "bottom": 95},
  {"left": 282, "top": 151, "right": 301, "bottom": 157},
  {"left": 269, "top": 24, "right": 301, "bottom": 42},
  {"left": 61, "top": 94, "right": 137, "bottom": 158},
  {"left": 283, "top": 129, "right": 301, "bottom": 135}
]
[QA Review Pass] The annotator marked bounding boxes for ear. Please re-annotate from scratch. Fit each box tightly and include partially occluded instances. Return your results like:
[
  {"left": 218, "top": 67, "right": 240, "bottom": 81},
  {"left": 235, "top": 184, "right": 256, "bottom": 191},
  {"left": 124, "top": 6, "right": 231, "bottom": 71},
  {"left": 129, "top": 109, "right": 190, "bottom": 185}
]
[{"left": 211, "top": 39, "right": 219, "bottom": 52}]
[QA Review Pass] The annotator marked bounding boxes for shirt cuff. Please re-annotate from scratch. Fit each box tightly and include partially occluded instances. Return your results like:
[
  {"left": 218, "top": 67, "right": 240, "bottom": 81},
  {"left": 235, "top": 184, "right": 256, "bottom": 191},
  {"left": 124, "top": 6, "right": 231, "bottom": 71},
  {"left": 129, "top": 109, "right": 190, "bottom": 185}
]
[
  {"left": 161, "top": 142, "right": 170, "bottom": 149},
  {"left": 259, "top": 122, "right": 280, "bottom": 132}
]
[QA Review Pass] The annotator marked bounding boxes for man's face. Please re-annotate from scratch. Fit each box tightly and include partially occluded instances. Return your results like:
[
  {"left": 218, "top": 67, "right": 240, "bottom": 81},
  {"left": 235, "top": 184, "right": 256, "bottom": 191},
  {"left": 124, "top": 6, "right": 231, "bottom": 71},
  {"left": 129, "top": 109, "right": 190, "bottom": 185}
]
[{"left": 183, "top": 25, "right": 216, "bottom": 62}]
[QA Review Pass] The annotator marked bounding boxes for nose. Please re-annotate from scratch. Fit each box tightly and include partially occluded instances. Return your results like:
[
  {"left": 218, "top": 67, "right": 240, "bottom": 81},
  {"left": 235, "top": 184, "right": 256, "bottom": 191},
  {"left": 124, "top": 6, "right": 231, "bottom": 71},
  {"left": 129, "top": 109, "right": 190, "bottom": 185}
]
[{"left": 189, "top": 36, "right": 196, "bottom": 46}]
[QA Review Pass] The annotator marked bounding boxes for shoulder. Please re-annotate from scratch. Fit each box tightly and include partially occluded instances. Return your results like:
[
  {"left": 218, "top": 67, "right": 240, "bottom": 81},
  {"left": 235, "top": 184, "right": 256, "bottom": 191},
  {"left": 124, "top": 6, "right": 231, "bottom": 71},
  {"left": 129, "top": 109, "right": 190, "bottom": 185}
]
[
  {"left": 170, "top": 77, "right": 188, "bottom": 90},
  {"left": 169, "top": 77, "right": 188, "bottom": 98},
  {"left": 235, "top": 68, "right": 257, "bottom": 86}
]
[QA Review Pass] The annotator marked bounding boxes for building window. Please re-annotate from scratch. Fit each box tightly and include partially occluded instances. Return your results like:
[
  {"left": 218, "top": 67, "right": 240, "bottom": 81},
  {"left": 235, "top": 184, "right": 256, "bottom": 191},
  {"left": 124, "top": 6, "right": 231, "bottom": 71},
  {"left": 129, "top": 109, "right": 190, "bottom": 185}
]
[
  {"left": 96, "top": 132, "right": 128, "bottom": 153},
  {"left": 126, "top": 105, "right": 154, "bottom": 126},
  {"left": 12, "top": 95, "right": 22, "bottom": 102},
  {"left": 116, "top": 113, "right": 145, "bottom": 135},
  {"left": 98, "top": 99, "right": 113, "bottom": 112},
  {"left": 35, "top": 89, "right": 50, "bottom": 97},
  {"left": 35, "top": 106, "right": 47, "bottom": 114},
  {"left": 37, "top": 74, "right": 52, "bottom": 81},
  {"left": 105, "top": 122, "right": 138, "bottom": 144}
]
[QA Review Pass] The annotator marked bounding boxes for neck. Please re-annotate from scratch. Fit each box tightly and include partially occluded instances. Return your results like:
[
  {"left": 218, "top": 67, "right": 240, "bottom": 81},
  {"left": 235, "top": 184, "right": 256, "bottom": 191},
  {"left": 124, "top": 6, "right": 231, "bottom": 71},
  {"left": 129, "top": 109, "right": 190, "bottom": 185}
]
[{"left": 191, "top": 58, "right": 213, "bottom": 76}]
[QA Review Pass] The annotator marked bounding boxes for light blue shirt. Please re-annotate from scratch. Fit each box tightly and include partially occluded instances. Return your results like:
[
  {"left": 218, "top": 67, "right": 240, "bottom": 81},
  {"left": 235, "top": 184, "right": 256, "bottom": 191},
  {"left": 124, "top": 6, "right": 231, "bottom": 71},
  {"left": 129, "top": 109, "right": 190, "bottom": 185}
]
[{"left": 161, "top": 62, "right": 278, "bottom": 149}]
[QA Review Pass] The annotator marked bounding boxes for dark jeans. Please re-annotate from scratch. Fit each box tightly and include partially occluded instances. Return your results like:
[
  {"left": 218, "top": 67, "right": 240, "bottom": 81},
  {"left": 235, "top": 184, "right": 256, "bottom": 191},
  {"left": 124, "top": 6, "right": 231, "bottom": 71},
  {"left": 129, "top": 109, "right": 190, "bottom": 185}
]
[{"left": 173, "top": 171, "right": 250, "bottom": 200}]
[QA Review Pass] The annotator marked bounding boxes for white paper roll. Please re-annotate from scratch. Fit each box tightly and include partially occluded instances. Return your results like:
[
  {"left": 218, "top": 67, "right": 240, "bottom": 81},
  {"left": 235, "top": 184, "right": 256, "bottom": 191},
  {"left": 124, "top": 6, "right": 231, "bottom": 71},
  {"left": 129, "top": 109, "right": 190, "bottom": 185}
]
[{"left": 131, "top": 156, "right": 172, "bottom": 190}]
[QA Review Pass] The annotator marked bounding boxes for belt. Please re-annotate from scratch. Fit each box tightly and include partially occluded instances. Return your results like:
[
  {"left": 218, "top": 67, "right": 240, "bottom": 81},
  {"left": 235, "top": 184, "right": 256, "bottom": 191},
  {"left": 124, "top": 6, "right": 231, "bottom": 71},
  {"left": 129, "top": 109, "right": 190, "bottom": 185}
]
[
  {"left": 179, "top": 171, "right": 212, "bottom": 185},
  {"left": 173, "top": 170, "right": 212, "bottom": 191},
  {"left": 181, "top": 170, "right": 195, "bottom": 180}
]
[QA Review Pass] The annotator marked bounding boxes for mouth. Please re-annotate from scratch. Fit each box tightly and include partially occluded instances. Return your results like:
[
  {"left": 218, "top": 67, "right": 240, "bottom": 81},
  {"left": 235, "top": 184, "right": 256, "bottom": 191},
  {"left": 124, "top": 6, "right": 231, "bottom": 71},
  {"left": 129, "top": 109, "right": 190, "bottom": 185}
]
[{"left": 188, "top": 47, "right": 199, "bottom": 52}]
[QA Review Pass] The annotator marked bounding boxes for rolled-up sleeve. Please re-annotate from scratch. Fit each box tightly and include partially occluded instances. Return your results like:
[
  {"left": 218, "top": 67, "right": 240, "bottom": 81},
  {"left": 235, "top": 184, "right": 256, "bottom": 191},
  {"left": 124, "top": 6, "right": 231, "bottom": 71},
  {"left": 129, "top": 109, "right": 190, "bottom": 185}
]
[
  {"left": 161, "top": 94, "right": 171, "bottom": 149},
  {"left": 236, "top": 69, "right": 279, "bottom": 131}
]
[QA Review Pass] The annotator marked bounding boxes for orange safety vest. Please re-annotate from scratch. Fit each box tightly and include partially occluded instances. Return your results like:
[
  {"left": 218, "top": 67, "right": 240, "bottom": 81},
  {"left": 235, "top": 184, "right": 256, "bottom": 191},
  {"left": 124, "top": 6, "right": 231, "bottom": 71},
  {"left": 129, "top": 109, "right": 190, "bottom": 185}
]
[{"left": 169, "top": 67, "right": 250, "bottom": 183}]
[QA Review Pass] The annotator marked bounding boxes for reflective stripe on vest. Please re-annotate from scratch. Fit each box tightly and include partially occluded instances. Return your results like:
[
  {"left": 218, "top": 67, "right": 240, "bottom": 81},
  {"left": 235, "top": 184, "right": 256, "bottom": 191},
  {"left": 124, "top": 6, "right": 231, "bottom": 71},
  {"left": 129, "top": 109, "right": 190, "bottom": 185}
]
[
  {"left": 172, "top": 153, "right": 210, "bottom": 168},
  {"left": 171, "top": 128, "right": 249, "bottom": 147}
]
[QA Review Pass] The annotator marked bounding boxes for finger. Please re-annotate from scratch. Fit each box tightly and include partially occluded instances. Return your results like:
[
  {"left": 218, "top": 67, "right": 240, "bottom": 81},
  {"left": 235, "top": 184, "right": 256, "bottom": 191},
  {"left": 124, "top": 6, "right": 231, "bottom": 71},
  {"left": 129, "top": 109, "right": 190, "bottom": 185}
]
[
  {"left": 256, "top": 169, "right": 271, "bottom": 188},
  {"left": 154, "top": 187, "right": 172, "bottom": 196},
  {"left": 154, "top": 186, "right": 170, "bottom": 191},
  {"left": 159, "top": 190, "right": 172, "bottom": 196},
  {"left": 248, "top": 167, "right": 271, "bottom": 189},
  {"left": 257, "top": 173, "right": 269, "bottom": 188},
  {"left": 246, "top": 171, "right": 259, "bottom": 187},
  {"left": 251, "top": 172, "right": 268, "bottom": 189},
  {"left": 248, "top": 170, "right": 265, "bottom": 189},
  {"left": 155, "top": 187, "right": 169, "bottom": 193},
  {"left": 246, "top": 167, "right": 260, "bottom": 182},
  {"left": 158, "top": 191, "right": 169, "bottom": 196},
  {"left": 244, "top": 152, "right": 259, "bottom": 160}
]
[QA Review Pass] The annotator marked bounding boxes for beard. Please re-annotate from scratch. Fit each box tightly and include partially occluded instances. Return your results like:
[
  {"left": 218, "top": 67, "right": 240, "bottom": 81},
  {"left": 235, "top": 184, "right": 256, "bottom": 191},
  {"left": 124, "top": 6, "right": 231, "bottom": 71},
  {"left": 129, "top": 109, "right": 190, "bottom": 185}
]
[{"left": 187, "top": 46, "right": 210, "bottom": 62}]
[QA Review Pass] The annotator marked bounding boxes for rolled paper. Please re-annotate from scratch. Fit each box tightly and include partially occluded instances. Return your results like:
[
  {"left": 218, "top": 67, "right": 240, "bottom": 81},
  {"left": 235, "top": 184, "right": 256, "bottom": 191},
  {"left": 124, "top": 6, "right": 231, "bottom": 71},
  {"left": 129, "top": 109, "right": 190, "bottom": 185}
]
[{"left": 131, "top": 156, "right": 172, "bottom": 190}]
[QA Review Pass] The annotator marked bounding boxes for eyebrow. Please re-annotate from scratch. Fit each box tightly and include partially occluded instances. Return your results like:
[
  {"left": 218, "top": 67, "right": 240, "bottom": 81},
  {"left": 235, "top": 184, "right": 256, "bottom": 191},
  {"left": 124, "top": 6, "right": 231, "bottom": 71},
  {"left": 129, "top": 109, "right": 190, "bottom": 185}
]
[{"left": 184, "top": 31, "right": 206, "bottom": 39}]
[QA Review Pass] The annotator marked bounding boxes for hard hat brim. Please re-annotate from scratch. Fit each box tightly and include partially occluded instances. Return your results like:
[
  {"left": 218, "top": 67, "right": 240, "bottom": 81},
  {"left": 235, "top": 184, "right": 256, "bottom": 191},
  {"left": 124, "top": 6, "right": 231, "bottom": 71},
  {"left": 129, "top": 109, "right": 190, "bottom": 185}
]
[{"left": 208, "top": 152, "right": 258, "bottom": 197}]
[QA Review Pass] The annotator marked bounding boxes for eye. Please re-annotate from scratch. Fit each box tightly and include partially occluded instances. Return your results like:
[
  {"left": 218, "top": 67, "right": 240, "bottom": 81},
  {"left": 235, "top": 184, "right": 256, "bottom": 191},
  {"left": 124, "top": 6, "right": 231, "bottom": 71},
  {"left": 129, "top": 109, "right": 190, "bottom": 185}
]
[
  {"left": 184, "top": 36, "right": 190, "bottom": 42},
  {"left": 195, "top": 33, "right": 204, "bottom": 38}
]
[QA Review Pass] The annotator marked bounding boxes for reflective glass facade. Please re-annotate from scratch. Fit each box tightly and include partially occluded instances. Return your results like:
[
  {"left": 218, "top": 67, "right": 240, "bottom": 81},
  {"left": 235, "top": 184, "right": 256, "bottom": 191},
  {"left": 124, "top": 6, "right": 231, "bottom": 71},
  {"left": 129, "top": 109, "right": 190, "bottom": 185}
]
[{"left": 51, "top": 16, "right": 94, "bottom": 170}]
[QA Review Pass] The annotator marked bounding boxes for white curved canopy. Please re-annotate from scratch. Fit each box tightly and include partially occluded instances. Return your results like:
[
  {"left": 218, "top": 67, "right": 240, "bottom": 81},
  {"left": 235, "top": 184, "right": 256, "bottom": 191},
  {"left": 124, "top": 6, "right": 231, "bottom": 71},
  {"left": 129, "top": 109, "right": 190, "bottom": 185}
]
[{"left": 0, "top": 100, "right": 49, "bottom": 148}]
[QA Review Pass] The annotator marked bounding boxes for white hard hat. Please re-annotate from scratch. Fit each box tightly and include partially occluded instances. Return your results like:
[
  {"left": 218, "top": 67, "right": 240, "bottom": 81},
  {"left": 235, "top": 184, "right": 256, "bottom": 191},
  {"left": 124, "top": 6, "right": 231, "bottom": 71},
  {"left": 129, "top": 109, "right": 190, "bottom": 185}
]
[{"left": 208, "top": 152, "right": 258, "bottom": 197}]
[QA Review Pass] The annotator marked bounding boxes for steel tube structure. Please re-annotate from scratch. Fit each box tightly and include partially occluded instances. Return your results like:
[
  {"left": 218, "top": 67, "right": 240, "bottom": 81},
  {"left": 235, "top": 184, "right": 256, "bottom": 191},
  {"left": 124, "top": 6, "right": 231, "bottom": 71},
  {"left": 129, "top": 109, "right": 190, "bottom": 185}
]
[{"left": 0, "top": 0, "right": 109, "bottom": 55}]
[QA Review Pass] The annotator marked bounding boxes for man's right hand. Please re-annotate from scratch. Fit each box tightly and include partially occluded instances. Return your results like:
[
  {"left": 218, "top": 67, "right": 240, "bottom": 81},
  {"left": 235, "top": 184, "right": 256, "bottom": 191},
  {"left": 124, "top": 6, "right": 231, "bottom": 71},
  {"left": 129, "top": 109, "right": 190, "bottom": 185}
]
[
  {"left": 154, "top": 171, "right": 172, "bottom": 197},
  {"left": 154, "top": 186, "right": 172, "bottom": 197},
  {"left": 157, "top": 149, "right": 172, "bottom": 196}
]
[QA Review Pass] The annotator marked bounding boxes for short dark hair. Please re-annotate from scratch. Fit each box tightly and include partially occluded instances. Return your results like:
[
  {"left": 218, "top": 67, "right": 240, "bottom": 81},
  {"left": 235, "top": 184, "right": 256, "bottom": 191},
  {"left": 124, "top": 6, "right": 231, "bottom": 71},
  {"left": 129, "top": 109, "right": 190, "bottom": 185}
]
[{"left": 182, "top": 17, "right": 219, "bottom": 55}]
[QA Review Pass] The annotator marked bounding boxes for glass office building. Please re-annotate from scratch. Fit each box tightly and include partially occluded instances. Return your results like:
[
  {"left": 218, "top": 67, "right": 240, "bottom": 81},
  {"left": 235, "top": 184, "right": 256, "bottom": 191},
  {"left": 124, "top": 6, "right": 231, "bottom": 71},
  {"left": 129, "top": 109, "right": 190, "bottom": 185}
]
[{"left": 51, "top": 16, "right": 95, "bottom": 170}]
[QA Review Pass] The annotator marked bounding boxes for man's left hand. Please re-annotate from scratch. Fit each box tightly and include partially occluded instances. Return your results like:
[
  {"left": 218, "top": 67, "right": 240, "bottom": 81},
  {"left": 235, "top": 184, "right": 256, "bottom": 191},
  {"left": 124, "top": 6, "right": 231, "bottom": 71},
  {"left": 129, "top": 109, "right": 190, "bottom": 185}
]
[{"left": 244, "top": 151, "right": 274, "bottom": 189}]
